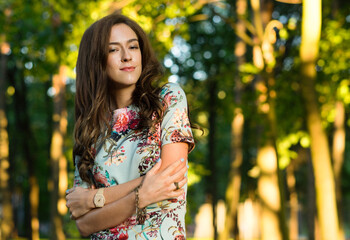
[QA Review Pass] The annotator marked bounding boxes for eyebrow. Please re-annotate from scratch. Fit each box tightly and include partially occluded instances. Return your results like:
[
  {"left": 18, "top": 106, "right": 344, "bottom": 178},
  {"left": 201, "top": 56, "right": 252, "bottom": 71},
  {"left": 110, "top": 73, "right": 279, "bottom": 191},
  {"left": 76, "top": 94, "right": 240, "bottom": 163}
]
[{"left": 109, "top": 38, "right": 139, "bottom": 45}]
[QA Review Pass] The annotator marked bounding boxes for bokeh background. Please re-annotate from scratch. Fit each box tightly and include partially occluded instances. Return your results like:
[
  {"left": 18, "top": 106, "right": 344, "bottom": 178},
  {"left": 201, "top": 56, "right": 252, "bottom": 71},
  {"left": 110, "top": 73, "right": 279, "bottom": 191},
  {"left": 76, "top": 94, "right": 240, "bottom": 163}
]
[{"left": 0, "top": 0, "right": 350, "bottom": 239}]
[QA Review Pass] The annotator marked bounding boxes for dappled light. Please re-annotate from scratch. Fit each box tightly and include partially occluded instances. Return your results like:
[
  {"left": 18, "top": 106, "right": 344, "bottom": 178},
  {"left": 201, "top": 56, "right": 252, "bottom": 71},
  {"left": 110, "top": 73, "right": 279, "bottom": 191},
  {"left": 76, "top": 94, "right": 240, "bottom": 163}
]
[{"left": 1, "top": 0, "right": 350, "bottom": 239}]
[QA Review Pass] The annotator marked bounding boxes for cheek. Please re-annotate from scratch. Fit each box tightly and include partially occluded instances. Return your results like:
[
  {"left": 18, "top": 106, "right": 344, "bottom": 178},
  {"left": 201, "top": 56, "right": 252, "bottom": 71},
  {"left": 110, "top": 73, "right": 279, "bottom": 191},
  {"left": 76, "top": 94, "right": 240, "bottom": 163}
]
[
  {"left": 107, "top": 56, "right": 119, "bottom": 69},
  {"left": 136, "top": 51, "right": 142, "bottom": 65}
]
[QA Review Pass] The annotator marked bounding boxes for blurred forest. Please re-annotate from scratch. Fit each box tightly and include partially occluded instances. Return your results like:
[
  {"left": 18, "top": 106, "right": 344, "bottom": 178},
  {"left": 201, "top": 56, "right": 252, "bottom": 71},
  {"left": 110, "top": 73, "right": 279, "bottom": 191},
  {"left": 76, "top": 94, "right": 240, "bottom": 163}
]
[{"left": 0, "top": 0, "right": 350, "bottom": 239}]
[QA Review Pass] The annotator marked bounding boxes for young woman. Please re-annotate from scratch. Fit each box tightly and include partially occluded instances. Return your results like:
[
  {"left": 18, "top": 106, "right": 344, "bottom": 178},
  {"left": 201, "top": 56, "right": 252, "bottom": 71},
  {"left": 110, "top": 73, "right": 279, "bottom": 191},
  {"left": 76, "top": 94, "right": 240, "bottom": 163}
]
[{"left": 65, "top": 14, "right": 194, "bottom": 239}]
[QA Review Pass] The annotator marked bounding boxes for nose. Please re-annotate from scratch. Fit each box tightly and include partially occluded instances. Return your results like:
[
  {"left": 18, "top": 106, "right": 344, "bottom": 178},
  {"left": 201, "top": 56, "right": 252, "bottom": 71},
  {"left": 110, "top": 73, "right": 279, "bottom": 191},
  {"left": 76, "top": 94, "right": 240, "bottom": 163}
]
[{"left": 121, "top": 49, "right": 132, "bottom": 62}]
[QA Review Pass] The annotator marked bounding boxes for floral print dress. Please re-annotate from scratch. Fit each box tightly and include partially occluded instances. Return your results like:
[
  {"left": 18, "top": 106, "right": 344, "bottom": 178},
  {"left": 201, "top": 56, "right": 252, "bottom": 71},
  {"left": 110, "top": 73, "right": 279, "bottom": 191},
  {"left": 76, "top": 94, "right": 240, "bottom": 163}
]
[{"left": 73, "top": 83, "right": 195, "bottom": 240}]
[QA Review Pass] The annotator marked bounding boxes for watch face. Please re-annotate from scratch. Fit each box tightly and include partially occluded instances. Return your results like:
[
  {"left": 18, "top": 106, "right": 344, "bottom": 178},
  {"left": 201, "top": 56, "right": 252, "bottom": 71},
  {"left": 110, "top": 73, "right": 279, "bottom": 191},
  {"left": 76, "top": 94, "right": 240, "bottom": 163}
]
[{"left": 94, "top": 194, "right": 105, "bottom": 208}]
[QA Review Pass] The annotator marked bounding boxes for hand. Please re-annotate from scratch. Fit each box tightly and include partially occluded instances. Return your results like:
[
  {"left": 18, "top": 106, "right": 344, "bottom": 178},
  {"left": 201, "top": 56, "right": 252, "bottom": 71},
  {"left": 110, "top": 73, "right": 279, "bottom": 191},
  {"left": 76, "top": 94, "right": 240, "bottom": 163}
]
[
  {"left": 66, "top": 186, "right": 96, "bottom": 220},
  {"left": 138, "top": 159, "right": 188, "bottom": 208}
]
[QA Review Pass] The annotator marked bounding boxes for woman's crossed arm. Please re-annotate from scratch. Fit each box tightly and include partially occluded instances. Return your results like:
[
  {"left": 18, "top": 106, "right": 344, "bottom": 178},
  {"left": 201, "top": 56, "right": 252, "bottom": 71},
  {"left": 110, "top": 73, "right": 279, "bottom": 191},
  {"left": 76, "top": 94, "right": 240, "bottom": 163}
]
[{"left": 66, "top": 142, "right": 189, "bottom": 237}]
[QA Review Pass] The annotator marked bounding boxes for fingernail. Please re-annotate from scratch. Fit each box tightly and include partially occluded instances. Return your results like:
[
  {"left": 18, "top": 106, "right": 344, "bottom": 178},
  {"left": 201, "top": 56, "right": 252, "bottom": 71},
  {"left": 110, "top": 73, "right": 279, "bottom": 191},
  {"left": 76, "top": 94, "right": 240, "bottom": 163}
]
[
  {"left": 156, "top": 158, "right": 161, "bottom": 163},
  {"left": 180, "top": 158, "right": 184, "bottom": 162}
]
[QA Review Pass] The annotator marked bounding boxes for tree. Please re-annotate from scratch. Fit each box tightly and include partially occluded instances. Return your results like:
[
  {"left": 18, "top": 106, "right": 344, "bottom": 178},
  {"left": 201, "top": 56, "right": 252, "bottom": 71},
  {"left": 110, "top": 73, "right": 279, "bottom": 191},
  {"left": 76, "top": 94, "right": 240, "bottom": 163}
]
[
  {"left": 299, "top": 0, "right": 339, "bottom": 239},
  {"left": 0, "top": 41, "right": 13, "bottom": 240},
  {"left": 220, "top": 0, "right": 247, "bottom": 239}
]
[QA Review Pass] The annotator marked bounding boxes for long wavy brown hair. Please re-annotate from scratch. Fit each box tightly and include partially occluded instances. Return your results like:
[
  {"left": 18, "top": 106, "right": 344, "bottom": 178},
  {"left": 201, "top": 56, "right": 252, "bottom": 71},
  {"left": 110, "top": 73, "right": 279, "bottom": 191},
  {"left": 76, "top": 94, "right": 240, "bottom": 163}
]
[{"left": 73, "top": 14, "right": 164, "bottom": 185}]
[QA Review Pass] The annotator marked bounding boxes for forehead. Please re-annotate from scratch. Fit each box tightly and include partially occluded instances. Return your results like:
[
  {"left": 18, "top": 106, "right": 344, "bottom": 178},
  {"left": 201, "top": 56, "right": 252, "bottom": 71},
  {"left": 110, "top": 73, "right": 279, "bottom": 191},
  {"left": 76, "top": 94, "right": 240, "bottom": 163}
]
[{"left": 109, "top": 23, "right": 138, "bottom": 42}]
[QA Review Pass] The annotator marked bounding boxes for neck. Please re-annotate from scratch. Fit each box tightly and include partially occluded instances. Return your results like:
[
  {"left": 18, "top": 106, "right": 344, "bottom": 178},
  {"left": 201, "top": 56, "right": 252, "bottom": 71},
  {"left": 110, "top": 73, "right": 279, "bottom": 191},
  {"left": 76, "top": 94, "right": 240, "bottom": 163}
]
[{"left": 113, "top": 85, "right": 135, "bottom": 109}]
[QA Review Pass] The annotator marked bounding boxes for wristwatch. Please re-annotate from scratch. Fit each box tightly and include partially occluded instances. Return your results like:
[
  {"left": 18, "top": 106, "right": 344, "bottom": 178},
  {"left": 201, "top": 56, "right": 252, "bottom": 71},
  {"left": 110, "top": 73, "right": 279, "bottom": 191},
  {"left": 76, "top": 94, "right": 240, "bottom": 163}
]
[{"left": 93, "top": 188, "right": 105, "bottom": 208}]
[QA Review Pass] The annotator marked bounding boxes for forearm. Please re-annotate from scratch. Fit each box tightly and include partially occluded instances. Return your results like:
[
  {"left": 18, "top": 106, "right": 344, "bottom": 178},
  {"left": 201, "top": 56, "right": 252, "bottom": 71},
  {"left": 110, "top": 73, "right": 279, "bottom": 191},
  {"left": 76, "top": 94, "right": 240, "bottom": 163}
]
[
  {"left": 83, "top": 177, "right": 142, "bottom": 209},
  {"left": 76, "top": 191, "right": 136, "bottom": 237},
  {"left": 67, "top": 177, "right": 143, "bottom": 220},
  {"left": 103, "top": 177, "right": 143, "bottom": 205},
  {"left": 75, "top": 156, "right": 188, "bottom": 236}
]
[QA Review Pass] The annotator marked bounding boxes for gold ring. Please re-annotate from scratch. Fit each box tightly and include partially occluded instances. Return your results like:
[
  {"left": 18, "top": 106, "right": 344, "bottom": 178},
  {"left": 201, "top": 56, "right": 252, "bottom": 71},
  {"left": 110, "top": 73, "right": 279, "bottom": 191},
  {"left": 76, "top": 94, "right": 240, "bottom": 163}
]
[{"left": 174, "top": 182, "right": 179, "bottom": 190}]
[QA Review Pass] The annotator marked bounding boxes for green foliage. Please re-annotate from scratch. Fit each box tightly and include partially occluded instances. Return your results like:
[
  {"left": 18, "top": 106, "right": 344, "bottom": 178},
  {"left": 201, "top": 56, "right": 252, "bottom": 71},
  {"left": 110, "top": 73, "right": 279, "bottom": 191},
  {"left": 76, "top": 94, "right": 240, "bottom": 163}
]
[{"left": 3, "top": 0, "right": 350, "bottom": 238}]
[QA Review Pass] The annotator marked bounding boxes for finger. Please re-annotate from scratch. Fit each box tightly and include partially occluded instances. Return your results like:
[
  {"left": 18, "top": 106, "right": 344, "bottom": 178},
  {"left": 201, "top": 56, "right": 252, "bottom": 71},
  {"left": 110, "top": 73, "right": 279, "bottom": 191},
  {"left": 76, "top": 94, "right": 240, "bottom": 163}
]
[
  {"left": 66, "top": 188, "right": 71, "bottom": 195},
  {"left": 169, "top": 188, "right": 185, "bottom": 198},
  {"left": 177, "top": 176, "right": 187, "bottom": 189},
  {"left": 161, "top": 159, "right": 183, "bottom": 176},
  {"left": 147, "top": 158, "right": 162, "bottom": 175},
  {"left": 171, "top": 176, "right": 187, "bottom": 191},
  {"left": 169, "top": 165, "right": 188, "bottom": 182}
]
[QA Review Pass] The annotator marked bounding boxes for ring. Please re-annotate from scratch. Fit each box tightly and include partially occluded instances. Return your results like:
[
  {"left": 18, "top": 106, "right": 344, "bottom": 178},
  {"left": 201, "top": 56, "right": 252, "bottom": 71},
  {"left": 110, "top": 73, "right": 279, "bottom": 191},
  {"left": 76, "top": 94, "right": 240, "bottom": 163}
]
[{"left": 174, "top": 182, "right": 179, "bottom": 190}]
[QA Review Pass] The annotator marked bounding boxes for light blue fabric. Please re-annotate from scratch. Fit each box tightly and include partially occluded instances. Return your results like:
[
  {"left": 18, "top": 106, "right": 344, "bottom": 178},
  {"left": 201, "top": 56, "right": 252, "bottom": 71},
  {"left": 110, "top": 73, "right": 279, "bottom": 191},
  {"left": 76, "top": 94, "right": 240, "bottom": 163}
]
[{"left": 74, "top": 83, "right": 194, "bottom": 239}]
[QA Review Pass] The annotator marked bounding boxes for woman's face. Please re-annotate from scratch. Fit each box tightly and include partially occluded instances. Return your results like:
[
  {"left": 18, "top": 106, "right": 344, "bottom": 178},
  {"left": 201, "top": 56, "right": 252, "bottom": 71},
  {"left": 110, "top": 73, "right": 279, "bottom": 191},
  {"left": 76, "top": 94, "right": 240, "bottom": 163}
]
[{"left": 106, "top": 23, "right": 142, "bottom": 89}]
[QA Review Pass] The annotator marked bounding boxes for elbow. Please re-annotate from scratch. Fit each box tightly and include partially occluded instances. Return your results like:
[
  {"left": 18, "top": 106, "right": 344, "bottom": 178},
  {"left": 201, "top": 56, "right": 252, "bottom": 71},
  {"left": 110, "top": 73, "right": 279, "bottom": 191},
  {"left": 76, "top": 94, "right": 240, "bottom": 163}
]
[{"left": 76, "top": 218, "right": 92, "bottom": 237}]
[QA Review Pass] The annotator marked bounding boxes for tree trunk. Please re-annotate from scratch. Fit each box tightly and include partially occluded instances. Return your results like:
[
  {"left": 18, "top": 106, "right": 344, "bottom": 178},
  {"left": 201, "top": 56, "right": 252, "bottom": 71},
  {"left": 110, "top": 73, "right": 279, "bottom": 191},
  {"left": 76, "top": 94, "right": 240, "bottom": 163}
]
[
  {"left": 219, "top": 1, "right": 246, "bottom": 239},
  {"left": 286, "top": 163, "right": 298, "bottom": 240},
  {"left": 50, "top": 66, "right": 68, "bottom": 240},
  {"left": 332, "top": 100, "right": 346, "bottom": 240},
  {"left": 208, "top": 76, "right": 218, "bottom": 240},
  {"left": 0, "top": 45, "right": 14, "bottom": 239},
  {"left": 306, "top": 151, "right": 316, "bottom": 240},
  {"left": 12, "top": 62, "right": 40, "bottom": 240},
  {"left": 251, "top": 0, "right": 288, "bottom": 239},
  {"left": 256, "top": 142, "right": 282, "bottom": 240},
  {"left": 328, "top": 0, "right": 345, "bottom": 237},
  {"left": 299, "top": 0, "right": 339, "bottom": 239}
]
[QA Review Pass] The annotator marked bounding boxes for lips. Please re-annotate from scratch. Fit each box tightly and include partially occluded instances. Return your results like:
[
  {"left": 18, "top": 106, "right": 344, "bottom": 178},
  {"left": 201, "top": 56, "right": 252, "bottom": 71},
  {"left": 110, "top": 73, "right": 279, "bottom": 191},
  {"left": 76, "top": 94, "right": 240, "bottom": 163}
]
[{"left": 120, "top": 66, "right": 135, "bottom": 72}]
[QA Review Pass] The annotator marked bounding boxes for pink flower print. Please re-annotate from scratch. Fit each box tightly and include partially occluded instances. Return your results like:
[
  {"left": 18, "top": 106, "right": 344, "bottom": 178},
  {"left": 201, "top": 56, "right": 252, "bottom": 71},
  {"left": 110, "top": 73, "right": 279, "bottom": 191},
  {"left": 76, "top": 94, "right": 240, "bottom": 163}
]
[
  {"left": 115, "top": 216, "right": 137, "bottom": 231},
  {"left": 94, "top": 171, "right": 109, "bottom": 187},
  {"left": 127, "top": 109, "right": 137, "bottom": 119},
  {"left": 105, "top": 148, "right": 126, "bottom": 166},
  {"left": 109, "top": 227, "right": 129, "bottom": 239},
  {"left": 170, "top": 129, "right": 182, "bottom": 142},
  {"left": 119, "top": 232, "right": 128, "bottom": 240},
  {"left": 110, "top": 227, "right": 121, "bottom": 235},
  {"left": 163, "top": 93, "right": 177, "bottom": 109},
  {"left": 125, "top": 216, "right": 137, "bottom": 226},
  {"left": 168, "top": 198, "right": 178, "bottom": 203},
  {"left": 177, "top": 191, "right": 186, "bottom": 201},
  {"left": 113, "top": 109, "right": 129, "bottom": 132},
  {"left": 163, "top": 93, "right": 172, "bottom": 107},
  {"left": 73, "top": 178, "right": 82, "bottom": 186},
  {"left": 129, "top": 118, "right": 140, "bottom": 129},
  {"left": 172, "top": 108, "right": 183, "bottom": 129},
  {"left": 175, "top": 235, "right": 185, "bottom": 240},
  {"left": 121, "top": 146, "right": 125, "bottom": 152},
  {"left": 147, "top": 230, "right": 158, "bottom": 237}
]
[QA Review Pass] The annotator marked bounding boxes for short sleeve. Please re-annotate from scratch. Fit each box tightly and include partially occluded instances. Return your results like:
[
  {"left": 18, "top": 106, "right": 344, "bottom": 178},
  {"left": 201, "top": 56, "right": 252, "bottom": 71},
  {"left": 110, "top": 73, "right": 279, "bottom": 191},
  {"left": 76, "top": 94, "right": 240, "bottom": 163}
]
[
  {"left": 73, "top": 155, "right": 89, "bottom": 188},
  {"left": 160, "top": 83, "right": 195, "bottom": 152}
]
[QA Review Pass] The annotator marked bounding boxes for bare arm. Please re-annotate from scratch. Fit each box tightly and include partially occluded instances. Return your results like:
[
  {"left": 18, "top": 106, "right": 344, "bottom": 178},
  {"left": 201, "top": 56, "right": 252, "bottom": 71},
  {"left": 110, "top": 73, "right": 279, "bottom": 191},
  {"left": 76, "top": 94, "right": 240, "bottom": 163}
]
[
  {"left": 76, "top": 190, "right": 136, "bottom": 237},
  {"left": 158, "top": 142, "right": 188, "bottom": 177},
  {"left": 66, "top": 177, "right": 143, "bottom": 219},
  {"left": 67, "top": 143, "right": 188, "bottom": 218},
  {"left": 71, "top": 142, "right": 189, "bottom": 236}
]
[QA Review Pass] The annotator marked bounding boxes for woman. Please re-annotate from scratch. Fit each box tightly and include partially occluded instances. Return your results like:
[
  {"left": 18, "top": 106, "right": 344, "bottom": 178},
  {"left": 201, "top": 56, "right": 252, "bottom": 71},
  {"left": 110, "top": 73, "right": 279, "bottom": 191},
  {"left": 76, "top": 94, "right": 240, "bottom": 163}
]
[{"left": 65, "top": 13, "right": 194, "bottom": 239}]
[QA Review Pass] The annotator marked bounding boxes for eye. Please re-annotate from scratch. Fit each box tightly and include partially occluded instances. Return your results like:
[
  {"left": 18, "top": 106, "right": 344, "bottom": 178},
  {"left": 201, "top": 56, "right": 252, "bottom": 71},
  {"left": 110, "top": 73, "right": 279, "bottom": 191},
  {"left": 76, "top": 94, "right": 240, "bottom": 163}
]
[
  {"left": 109, "top": 48, "right": 119, "bottom": 53},
  {"left": 130, "top": 45, "right": 139, "bottom": 50}
]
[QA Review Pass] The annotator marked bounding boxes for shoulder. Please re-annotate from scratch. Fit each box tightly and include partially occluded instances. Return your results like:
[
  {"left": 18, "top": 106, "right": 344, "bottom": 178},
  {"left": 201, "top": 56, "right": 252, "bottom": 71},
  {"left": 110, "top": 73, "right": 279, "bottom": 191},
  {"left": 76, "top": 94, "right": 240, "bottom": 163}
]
[
  {"left": 160, "top": 82, "right": 186, "bottom": 98},
  {"left": 159, "top": 83, "right": 188, "bottom": 108}
]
